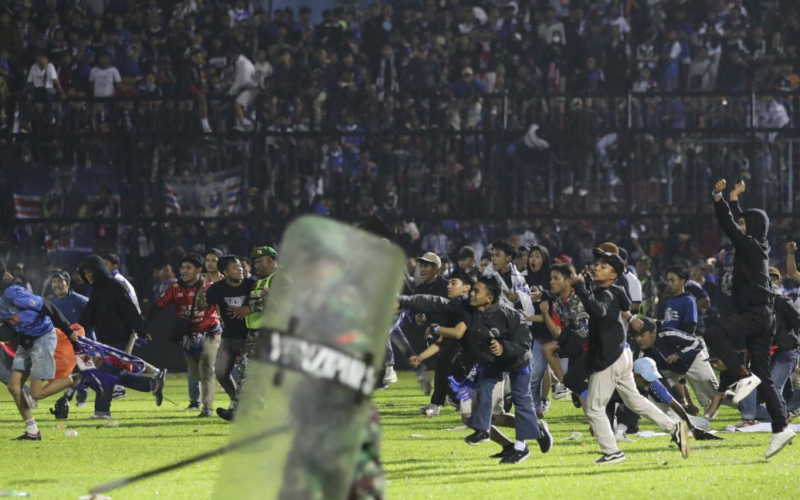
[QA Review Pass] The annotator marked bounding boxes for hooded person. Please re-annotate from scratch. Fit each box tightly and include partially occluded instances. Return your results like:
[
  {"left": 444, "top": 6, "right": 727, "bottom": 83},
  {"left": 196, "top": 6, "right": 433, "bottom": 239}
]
[
  {"left": 706, "top": 180, "right": 793, "bottom": 459},
  {"left": 77, "top": 255, "right": 165, "bottom": 418}
]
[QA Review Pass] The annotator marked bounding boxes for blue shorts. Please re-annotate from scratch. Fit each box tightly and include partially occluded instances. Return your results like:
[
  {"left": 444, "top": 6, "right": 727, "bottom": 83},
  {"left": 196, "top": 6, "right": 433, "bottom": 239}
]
[{"left": 13, "top": 330, "right": 57, "bottom": 380}]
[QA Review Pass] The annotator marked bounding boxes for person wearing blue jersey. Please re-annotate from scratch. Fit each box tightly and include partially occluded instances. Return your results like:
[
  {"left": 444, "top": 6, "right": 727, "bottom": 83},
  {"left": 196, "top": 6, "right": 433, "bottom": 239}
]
[
  {"left": 632, "top": 318, "right": 718, "bottom": 410},
  {"left": 663, "top": 266, "right": 698, "bottom": 335},
  {"left": 50, "top": 270, "right": 92, "bottom": 410},
  {"left": 1, "top": 260, "right": 80, "bottom": 440}
]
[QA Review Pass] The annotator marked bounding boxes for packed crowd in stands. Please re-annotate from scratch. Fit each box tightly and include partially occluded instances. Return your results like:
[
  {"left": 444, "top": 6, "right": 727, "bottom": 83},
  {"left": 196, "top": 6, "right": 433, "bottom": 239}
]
[{"left": 1, "top": 0, "right": 799, "bottom": 218}]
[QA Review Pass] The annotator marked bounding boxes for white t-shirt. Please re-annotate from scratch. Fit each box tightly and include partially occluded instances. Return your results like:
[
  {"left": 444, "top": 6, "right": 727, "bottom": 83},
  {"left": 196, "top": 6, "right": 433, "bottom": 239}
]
[
  {"left": 254, "top": 61, "right": 273, "bottom": 89},
  {"left": 624, "top": 272, "right": 643, "bottom": 303},
  {"left": 27, "top": 62, "right": 59, "bottom": 89},
  {"left": 89, "top": 66, "right": 122, "bottom": 97}
]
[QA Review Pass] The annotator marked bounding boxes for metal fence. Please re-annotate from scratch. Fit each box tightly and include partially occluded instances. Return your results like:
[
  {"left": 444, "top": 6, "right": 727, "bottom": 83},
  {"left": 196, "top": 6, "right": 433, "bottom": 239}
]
[{"left": 2, "top": 91, "right": 798, "bottom": 229}]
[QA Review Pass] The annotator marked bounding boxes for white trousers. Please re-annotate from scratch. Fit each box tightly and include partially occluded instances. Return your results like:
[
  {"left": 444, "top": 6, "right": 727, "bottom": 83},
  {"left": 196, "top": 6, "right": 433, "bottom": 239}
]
[{"left": 587, "top": 348, "right": 677, "bottom": 454}]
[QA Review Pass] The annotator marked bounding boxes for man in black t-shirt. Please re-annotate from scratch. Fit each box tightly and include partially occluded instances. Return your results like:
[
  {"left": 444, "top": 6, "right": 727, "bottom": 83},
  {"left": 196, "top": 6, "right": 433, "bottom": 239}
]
[{"left": 196, "top": 255, "right": 254, "bottom": 404}]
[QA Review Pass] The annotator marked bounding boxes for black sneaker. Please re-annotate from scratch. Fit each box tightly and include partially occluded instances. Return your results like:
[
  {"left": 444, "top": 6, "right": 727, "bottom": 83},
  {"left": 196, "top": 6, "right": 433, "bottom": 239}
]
[
  {"left": 499, "top": 446, "right": 531, "bottom": 464},
  {"left": 489, "top": 444, "right": 515, "bottom": 459},
  {"left": 671, "top": 421, "right": 690, "bottom": 459},
  {"left": 217, "top": 407, "right": 235, "bottom": 421},
  {"left": 503, "top": 393, "right": 513, "bottom": 413},
  {"left": 185, "top": 402, "right": 201, "bottom": 411},
  {"left": 151, "top": 369, "right": 167, "bottom": 407},
  {"left": 464, "top": 430, "right": 491, "bottom": 446},
  {"left": 50, "top": 395, "right": 70, "bottom": 420},
  {"left": 112, "top": 387, "right": 127, "bottom": 400},
  {"left": 13, "top": 432, "right": 42, "bottom": 441},
  {"left": 595, "top": 451, "right": 626, "bottom": 465},
  {"left": 537, "top": 420, "right": 553, "bottom": 454}
]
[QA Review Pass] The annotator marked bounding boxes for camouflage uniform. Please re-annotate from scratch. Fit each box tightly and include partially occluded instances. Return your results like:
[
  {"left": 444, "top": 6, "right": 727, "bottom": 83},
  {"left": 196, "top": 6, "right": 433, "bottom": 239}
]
[
  {"left": 348, "top": 405, "right": 386, "bottom": 500},
  {"left": 232, "top": 268, "right": 282, "bottom": 409},
  {"left": 215, "top": 218, "right": 401, "bottom": 500}
]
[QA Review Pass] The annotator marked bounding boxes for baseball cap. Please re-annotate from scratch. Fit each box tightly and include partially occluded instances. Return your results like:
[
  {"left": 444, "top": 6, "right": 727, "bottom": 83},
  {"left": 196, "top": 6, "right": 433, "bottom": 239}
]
[
  {"left": 592, "top": 248, "right": 625, "bottom": 276},
  {"left": 633, "top": 357, "right": 661, "bottom": 383},
  {"left": 769, "top": 267, "right": 782, "bottom": 281},
  {"left": 456, "top": 246, "right": 476, "bottom": 260},
  {"left": 419, "top": 252, "right": 442, "bottom": 268},
  {"left": 51, "top": 270, "right": 71, "bottom": 283},
  {"left": 251, "top": 246, "right": 277, "bottom": 260}
]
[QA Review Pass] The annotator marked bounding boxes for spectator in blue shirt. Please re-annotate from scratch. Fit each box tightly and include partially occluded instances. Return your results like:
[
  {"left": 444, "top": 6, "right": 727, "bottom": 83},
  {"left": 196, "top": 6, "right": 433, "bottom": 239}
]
[
  {"left": 49, "top": 271, "right": 89, "bottom": 326},
  {"left": 49, "top": 270, "right": 92, "bottom": 408},
  {"left": 450, "top": 66, "right": 487, "bottom": 99},
  {"left": 663, "top": 266, "right": 698, "bottom": 335}
]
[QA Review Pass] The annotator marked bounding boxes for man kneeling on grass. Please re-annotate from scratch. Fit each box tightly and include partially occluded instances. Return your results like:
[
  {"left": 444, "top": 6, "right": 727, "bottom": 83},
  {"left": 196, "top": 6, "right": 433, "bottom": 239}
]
[{"left": 400, "top": 274, "right": 552, "bottom": 464}]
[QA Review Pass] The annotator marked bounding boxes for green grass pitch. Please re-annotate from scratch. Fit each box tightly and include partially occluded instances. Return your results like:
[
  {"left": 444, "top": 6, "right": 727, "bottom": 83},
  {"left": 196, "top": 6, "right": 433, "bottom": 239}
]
[{"left": 0, "top": 372, "right": 796, "bottom": 499}]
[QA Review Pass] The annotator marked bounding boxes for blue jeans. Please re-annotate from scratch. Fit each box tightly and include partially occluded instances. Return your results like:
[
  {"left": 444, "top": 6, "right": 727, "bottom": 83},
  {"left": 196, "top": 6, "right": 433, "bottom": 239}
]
[
  {"left": 187, "top": 372, "right": 200, "bottom": 405},
  {"left": 737, "top": 350, "right": 798, "bottom": 420},
  {"left": 529, "top": 339, "right": 550, "bottom": 413},
  {"left": 469, "top": 365, "right": 541, "bottom": 442},
  {"left": 771, "top": 349, "right": 798, "bottom": 413},
  {"left": 738, "top": 391, "right": 772, "bottom": 421}
]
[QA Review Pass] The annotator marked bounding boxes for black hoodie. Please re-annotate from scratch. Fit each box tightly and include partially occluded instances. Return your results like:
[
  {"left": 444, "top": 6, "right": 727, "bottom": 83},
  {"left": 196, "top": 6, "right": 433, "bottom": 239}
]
[
  {"left": 714, "top": 199, "right": 776, "bottom": 312},
  {"left": 573, "top": 278, "right": 632, "bottom": 372},
  {"left": 78, "top": 255, "right": 148, "bottom": 345}
]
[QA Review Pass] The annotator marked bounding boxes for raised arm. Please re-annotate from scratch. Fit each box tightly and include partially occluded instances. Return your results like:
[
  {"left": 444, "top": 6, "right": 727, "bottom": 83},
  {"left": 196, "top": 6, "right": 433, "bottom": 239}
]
[
  {"left": 572, "top": 274, "right": 613, "bottom": 318},
  {"left": 713, "top": 179, "right": 747, "bottom": 246}
]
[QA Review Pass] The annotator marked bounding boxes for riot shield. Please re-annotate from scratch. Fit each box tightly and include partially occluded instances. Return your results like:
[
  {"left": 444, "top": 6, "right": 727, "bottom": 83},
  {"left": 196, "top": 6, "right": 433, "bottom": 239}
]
[{"left": 213, "top": 216, "right": 405, "bottom": 500}]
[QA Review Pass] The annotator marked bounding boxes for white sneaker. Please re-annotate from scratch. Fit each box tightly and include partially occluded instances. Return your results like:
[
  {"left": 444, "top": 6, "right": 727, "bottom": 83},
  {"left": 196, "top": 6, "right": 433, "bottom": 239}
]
[
  {"left": 614, "top": 430, "right": 636, "bottom": 443},
  {"left": 765, "top": 427, "right": 795, "bottom": 459},
  {"left": 731, "top": 374, "right": 761, "bottom": 404},
  {"left": 202, "top": 123, "right": 213, "bottom": 133},
  {"left": 383, "top": 366, "right": 398, "bottom": 384},
  {"left": 562, "top": 186, "right": 574, "bottom": 195},
  {"left": 553, "top": 383, "right": 571, "bottom": 400}
]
